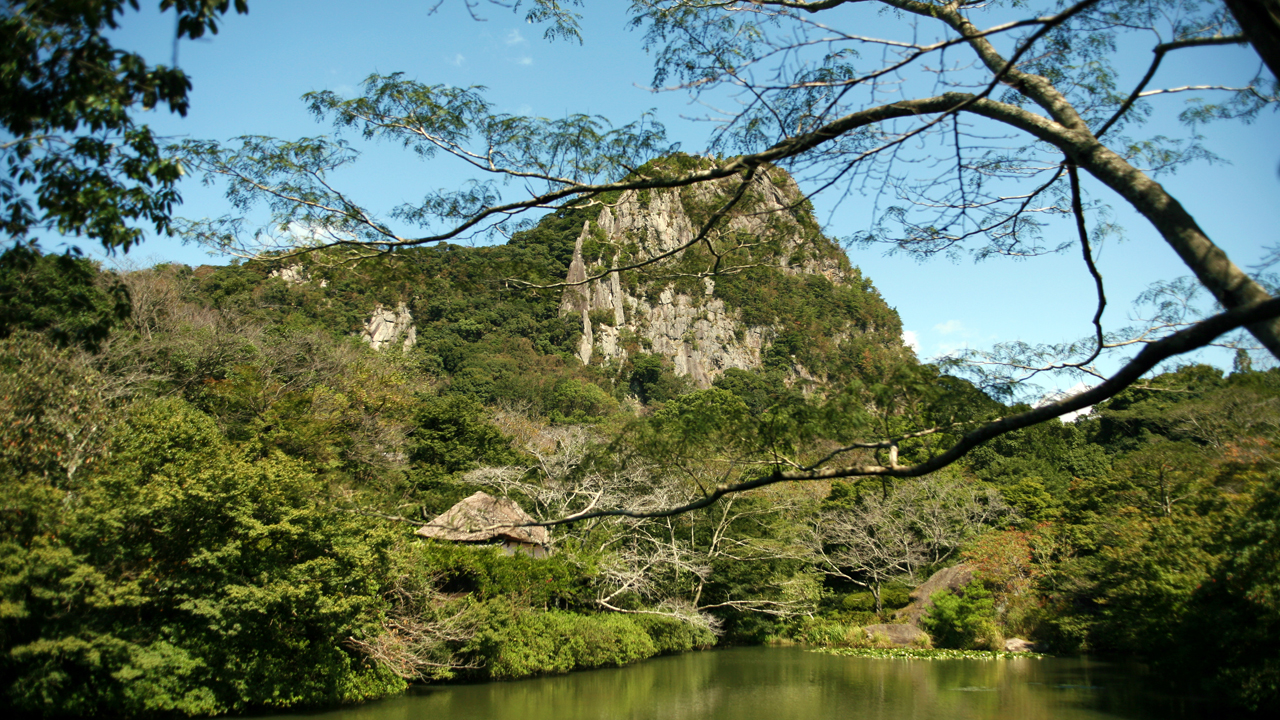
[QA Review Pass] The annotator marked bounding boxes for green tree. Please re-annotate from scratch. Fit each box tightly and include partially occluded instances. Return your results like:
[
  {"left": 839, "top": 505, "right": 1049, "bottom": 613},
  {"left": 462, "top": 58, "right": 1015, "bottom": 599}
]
[
  {"left": 628, "top": 353, "right": 690, "bottom": 405},
  {"left": 1177, "top": 467, "right": 1280, "bottom": 713},
  {"left": 0, "top": 397, "right": 403, "bottom": 715},
  {"left": 409, "top": 394, "right": 519, "bottom": 477},
  {"left": 0, "top": 244, "right": 129, "bottom": 351},
  {"left": 1, "top": 1, "right": 250, "bottom": 251},
  {"left": 0, "top": 331, "right": 111, "bottom": 487},
  {"left": 922, "top": 584, "right": 1000, "bottom": 650}
]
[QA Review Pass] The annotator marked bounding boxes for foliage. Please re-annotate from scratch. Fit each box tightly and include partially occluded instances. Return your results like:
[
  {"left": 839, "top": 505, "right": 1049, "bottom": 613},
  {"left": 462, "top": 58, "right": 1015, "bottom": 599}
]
[
  {"left": 0, "top": 244, "right": 130, "bottom": 352},
  {"left": 1170, "top": 467, "right": 1280, "bottom": 713},
  {"left": 3, "top": 241, "right": 1278, "bottom": 713},
  {"left": 819, "top": 647, "right": 1046, "bottom": 661},
  {"left": 814, "top": 471, "right": 1009, "bottom": 614},
  {"left": 409, "top": 395, "right": 520, "bottom": 477},
  {"left": 0, "top": 397, "right": 403, "bottom": 716},
  {"left": 964, "top": 418, "right": 1109, "bottom": 521},
  {"left": 0, "top": 0, "right": 248, "bottom": 251},
  {"left": 634, "top": 614, "right": 716, "bottom": 655},
  {"left": 628, "top": 352, "right": 691, "bottom": 405},
  {"left": 962, "top": 528, "right": 1043, "bottom": 636},
  {"left": 790, "top": 617, "right": 912, "bottom": 649},
  {"left": 8, "top": 16, "right": 1280, "bottom": 701},
  {"left": 921, "top": 585, "right": 1001, "bottom": 651},
  {"left": 0, "top": 331, "right": 112, "bottom": 487},
  {"left": 464, "top": 603, "right": 669, "bottom": 679},
  {"left": 413, "top": 543, "right": 591, "bottom": 609}
]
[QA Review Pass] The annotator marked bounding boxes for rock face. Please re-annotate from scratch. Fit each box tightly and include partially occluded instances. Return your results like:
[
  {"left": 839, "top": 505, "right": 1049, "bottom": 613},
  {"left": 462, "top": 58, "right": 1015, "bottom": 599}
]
[
  {"left": 558, "top": 167, "right": 862, "bottom": 388},
  {"left": 269, "top": 264, "right": 328, "bottom": 288},
  {"left": 896, "top": 564, "right": 976, "bottom": 626},
  {"left": 361, "top": 302, "right": 417, "bottom": 351}
]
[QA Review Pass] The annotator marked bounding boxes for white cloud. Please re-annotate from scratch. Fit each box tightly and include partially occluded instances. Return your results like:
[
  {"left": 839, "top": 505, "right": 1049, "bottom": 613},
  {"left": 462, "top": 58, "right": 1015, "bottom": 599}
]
[
  {"left": 447, "top": 53, "right": 465, "bottom": 66},
  {"left": 902, "top": 330, "right": 920, "bottom": 353},
  {"left": 934, "top": 319, "right": 964, "bottom": 335},
  {"left": 933, "top": 341, "right": 974, "bottom": 360},
  {"left": 506, "top": 29, "right": 525, "bottom": 45},
  {"left": 1036, "top": 382, "right": 1096, "bottom": 423},
  {"left": 517, "top": 56, "right": 533, "bottom": 65}
]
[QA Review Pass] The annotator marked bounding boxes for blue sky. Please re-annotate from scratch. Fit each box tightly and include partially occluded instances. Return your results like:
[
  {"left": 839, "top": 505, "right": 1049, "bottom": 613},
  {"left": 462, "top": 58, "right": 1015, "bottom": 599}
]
[{"left": 94, "top": 1, "right": 1280, "bottom": 388}]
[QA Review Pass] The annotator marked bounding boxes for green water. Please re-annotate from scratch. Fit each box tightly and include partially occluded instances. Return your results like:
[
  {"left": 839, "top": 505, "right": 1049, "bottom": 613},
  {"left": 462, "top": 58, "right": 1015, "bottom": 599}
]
[{"left": 285, "top": 647, "right": 1208, "bottom": 720}]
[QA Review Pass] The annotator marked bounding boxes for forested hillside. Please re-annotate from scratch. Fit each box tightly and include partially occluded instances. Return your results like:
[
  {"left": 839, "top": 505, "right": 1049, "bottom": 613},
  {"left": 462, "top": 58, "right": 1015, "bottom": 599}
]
[{"left": 3, "top": 170, "right": 1279, "bottom": 716}]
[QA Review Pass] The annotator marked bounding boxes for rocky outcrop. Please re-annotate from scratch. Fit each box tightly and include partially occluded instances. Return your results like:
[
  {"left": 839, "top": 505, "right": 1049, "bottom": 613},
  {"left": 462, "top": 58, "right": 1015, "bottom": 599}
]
[
  {"left": 558, "top": 167, "right": 857, "bottom": 387},
  {"left": 361, "top": 302, "right": 417, "bottom": 351},
  {"left": 895, "top": 564, "right": 976, "bottom": 626},
  {"left": 269, "top": 264, "right": 328, "bottom": 287},
  {"left": 561, "top": 221, "right": 769, "bottom": 385}
]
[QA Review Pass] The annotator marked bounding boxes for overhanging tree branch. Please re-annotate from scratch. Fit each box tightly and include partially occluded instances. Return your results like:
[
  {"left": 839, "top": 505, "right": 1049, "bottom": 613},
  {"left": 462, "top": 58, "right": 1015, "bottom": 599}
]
[{"left": 532, "top": 297, "right": 1280, "bottom": 525}]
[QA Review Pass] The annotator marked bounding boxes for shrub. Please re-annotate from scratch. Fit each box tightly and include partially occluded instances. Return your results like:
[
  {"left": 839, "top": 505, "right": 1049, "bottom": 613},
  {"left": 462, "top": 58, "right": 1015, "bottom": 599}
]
[
  {"left": 634, "top": 616, "right": 717, "bottom": 655},
  {"left": 793, "top": 618, "right": 870, "bottom": 648},
  {"left": 921, "top": 585, "right": 1002, "bottom": 650},
  {"left": 414, "top": 543, "right": 592, "bottom": 608},
  {"left": 467, "top": 604, "right": 661, "bottom": 679}
]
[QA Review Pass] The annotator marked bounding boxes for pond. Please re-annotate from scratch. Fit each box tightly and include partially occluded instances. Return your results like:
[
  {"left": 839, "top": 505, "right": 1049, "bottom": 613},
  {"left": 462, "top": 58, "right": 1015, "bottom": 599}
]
[{"left": 285, "top": 647, "right": 1210, "bottom": 720}]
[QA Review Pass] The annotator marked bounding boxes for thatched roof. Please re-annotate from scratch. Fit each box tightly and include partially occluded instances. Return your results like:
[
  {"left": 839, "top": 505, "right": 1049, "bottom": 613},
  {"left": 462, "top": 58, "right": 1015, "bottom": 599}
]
[{"left": 415, "top": 491, "right": 549, "bottom": 546}]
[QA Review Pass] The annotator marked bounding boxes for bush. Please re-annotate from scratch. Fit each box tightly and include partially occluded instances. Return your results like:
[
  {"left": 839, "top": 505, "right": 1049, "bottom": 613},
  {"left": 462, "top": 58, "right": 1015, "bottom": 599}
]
[
  {"left": 921, "top": 585, "right": 1002, "bottom": 650},
  {"left": 0, "top": 244, "right": 130, "bottom": 352},
  {"left": 549, "top": 378, "right": 618, "bottom": 422},
  {"left": 793, "top": 618, "right": 869, "bottom": 648},
  {"left": 414, "top": 543, "right": 592, "bottom": 608},
  {"left": 467, "top": 604, "right": 661, "bottom": 679},
  {"left": 634, "top": 616, "right": 717, "bottom": 655},
  {"left": 839, "top": 586, "right": 912, "bottom": 613}
]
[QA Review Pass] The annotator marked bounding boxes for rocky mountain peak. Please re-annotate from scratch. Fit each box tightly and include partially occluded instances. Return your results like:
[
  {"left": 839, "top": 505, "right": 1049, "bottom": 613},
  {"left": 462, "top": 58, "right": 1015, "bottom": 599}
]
[{"left": 557, "top": 163, "right": 881, "bottom": 389}]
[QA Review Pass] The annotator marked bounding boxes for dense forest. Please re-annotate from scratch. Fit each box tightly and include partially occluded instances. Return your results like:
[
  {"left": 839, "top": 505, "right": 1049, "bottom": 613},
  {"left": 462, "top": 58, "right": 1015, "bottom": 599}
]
[
  {"left": 2, "top": 178, "right": 1278, "bottom": 717},
  {"left": 0, "top": 159, "right": 1269, "bottom": 712},
  {"left": 2, "top": 0, "right": 1277, "bottom": 716}
]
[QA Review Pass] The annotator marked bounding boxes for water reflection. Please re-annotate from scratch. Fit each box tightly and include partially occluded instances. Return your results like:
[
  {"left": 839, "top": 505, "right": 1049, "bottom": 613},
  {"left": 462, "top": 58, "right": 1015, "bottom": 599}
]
[{"left": 285, "top": 647, "right": 1208, "bottom": 720}]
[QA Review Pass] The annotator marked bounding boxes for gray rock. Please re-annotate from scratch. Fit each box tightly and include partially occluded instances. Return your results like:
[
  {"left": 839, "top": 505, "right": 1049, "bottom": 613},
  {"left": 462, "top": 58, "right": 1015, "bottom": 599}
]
[
  {"left": 361, "top": 302, "right": 416, "bottom": 351},
  {"left": 269, "top": 264, "right": 308, "bottom": 285},
  {"left": 896, "top": 564, "right": 976, "bottom": 626},
  {"left": 1004, "top": 638, "right": 1036, "bottom": 653},
  {"left": 862, "top": 624, "right": 929, "bottom": 647},
  {"left": 557, "top": 172, "right": 861, "bottom": 388}
]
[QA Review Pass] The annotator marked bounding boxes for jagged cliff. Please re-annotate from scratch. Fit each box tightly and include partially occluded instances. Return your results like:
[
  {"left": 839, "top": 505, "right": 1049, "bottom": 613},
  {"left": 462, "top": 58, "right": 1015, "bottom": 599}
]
[{"left": 555, "top": 162, "right": 901, "bottom": 389}]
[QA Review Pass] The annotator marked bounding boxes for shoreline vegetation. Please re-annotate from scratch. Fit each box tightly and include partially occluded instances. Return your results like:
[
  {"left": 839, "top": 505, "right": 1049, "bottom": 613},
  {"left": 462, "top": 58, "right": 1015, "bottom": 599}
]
[{"left": 816, "top": 647, "right": 1048, "bottom": 661}]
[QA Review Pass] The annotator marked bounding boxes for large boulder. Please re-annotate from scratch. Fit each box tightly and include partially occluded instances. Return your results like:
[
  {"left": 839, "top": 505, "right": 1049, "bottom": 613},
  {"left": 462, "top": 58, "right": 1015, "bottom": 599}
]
[
  {"left": 1004, "top": 637, "right": 1036, "bottom": 653},
  {"left": 895, "top": 564, "right": 975, "bottom": 626},
  {"left": 862, "top": 623, "right": 930, "bottom": 648}
]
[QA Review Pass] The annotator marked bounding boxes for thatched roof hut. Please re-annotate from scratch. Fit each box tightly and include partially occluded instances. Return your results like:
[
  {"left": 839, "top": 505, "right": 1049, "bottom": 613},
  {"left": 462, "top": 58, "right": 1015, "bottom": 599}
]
[{"left": 415, "top": 491, "right": 550, "bottom": 557}]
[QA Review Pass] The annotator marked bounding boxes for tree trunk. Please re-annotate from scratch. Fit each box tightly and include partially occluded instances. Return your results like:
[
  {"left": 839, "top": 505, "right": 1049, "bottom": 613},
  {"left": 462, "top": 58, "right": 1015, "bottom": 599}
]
[
  {"left": 1225, "top": 0, "right": 1280, "bottom": 81},
  {"left": 1070, "top": 139, "right": 1280, "bottom": 358}
]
